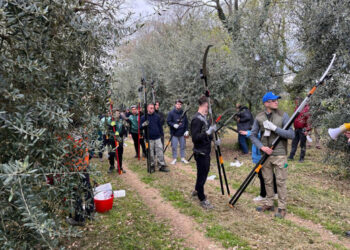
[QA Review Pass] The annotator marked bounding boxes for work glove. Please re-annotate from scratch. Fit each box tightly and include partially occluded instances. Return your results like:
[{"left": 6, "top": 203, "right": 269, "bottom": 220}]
[
  {"left": 142, "top": 120, "right": 149, "bottom": 127},
  {"left": 206, "top": 124, "right": 217, "bottom": 135},
  {"left": 263, "top": 120, "right": 277, "bottom": 131},
  {"left": 173, "top": 124, "right": 179, "bottom": 129},
  {"left": 214, "top": 138, "right": 221, "bottom": 146},
  {"left": 184, "top": 131, "right": 189, "bottom": 137}
]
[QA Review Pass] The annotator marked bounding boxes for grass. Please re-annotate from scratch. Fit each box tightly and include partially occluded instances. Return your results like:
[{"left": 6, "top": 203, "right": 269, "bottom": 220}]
[
  {"left": 127, "top": 161, "right": 250, "bottom": 249},
  {"left": 274, "top": 217, "right": 316, "bottom": 235},
  {"left": 206, "top": 225, "right": 250, "bottom": 249},
  {"left": 328, "top": 242, "right": 349, "bottom": 250}
]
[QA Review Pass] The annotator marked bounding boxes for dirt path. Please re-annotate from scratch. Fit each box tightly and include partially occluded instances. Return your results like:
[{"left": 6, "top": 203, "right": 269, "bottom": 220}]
[
  {"left": 120, "top": 161, "right": 223, "bottom": 249},
  {"left": 164, "top": 155, "right": 350, "bottom": 249}
]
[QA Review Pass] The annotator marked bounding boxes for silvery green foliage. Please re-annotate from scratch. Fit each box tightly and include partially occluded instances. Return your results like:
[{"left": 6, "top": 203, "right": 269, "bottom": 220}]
[
  {"left": 0, "top": 0, "right": 131, "bottom": 248},
  {"left": 114, "top": 1, "right": 293, "bottom": 117},
  {"left": 292, "top": 0, "right": 350, "bottom": 168}
]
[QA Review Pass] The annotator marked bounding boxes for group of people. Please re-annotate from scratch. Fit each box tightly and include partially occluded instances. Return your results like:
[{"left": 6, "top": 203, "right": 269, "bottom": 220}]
[
  {"left": 97, "top": 91, "right": 319, "bottom": 216},
  {"left": 98, "top": 99, "right": 191, "bottom": 174}
]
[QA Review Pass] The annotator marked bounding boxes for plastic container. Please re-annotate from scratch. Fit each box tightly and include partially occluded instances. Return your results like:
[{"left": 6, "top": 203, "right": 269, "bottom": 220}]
[
  {"left": 94, "top": 193, "right": 114, "bottom": 213},
  {"left": 113, "top": 190, "right": 126, "bottom": 198}
]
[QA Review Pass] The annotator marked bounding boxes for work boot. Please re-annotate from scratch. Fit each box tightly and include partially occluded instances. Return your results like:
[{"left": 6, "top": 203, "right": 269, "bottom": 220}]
[
  {"left": 200, "top": 199, "right": 214, "bottom": 210},
  {"left": 299, "top": 158, "right": 304, "bottom": 163},
  {"left": 159, "top": 165, "right": 169, "bottom": 172},
  {"left": 288, "top": 156, "right": 294, "bottom": 161},
  {"left": 256, "top": 205, "right": 274, "bottom": 212},
  {"left": 191, "top": 190, "right": 198, "bottom": 197},
  {"left": 150, "top": 165, "right": 155, "bottom": 173},
  {"left": 274, "top": 208, "right": 287, "bottom": 219},
  {"left": 345, "top": 231, "right": 350, "bottom": 237}
]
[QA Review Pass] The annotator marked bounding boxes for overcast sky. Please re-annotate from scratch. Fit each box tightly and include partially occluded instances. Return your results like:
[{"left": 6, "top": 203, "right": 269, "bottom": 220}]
[{"left": 125, "top": 0, "right": 154, "bottom": 17}]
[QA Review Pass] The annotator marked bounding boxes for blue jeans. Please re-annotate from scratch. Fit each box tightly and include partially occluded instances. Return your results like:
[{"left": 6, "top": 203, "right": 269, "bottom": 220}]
[
  {"left": 171, "top": 136, "right": 186, "bottom": 159},
  {"left": 238, "top": 134, "right": 249, "bottom": 154}
]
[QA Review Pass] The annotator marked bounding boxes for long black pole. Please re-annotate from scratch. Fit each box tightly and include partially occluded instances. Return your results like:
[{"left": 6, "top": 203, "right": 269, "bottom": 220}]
[
  {"left": 141, "top": 78, "right": 152, "bottom": 173},
  {"left": 229, "top": 54, "right": 336, "bottom": 207},
  {"left": 151, "top": 80, "right": 155, "bottom": 104},
  {"left": 201, "top": 45, "right": 230, "bottom": 196}
]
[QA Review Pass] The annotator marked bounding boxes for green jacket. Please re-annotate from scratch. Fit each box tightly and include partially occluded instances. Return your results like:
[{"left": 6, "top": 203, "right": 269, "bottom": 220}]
[{"left": 128, "top": 114, "right": 139, "bottom": 134}]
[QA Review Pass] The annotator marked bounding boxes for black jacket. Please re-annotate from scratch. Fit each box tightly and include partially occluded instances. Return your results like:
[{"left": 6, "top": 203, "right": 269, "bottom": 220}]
[
  {"left": 236, "top": 106, "right": 254, "bottom": 131},
  {"left": 167, "top": 108, "right": 188, "bottom": 137},
  {"left": 141, "top": 113, "right": 163, "bottom": 140},
  {"left": 190, "top": 112, "right": 213, "bottom": 155}
]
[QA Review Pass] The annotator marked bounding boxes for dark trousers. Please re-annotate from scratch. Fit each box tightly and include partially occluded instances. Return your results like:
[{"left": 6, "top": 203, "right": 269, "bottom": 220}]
[
  {"left": 131, "top": 132, "right": 146, "bottom": 157},
  {"left": 73, "top": 173, "right": 94, "bottom": 222},
  {"left": 238, "top": 134, "right": 249, "bottom": 154},
  {"left": 109, "top": 145, "right": 124, "bottom": 170},
  {"left": 98, "top": 135, "right": 106, "bottom": 158},
  {"left": 258, "top": 170, "right": 277, "bottom": 197},
  {"left": 289, "top": 128, "right": 306, "bottom": 160},
  {"left": 194, "top": 153, "right": 210, "bottom": 201}
]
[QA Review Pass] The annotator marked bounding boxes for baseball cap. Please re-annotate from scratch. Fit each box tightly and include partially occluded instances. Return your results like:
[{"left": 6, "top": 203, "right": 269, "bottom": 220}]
[{"left": 262, "top": 92, "right": 281, "bottom": 103}]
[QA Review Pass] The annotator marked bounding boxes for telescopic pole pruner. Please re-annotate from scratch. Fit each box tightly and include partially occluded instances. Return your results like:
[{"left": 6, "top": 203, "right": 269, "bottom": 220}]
[
  {"left": 141, "top": 76, "right": 152, "bottom": 173},
  {"left": 137, "top": 86, "right": 143, "bottom": 161},
  {"left": 151, "top": 80, "right": 156, "bottom": 104},
  {"left": 200, "top": 45, "right": 230, "bottom": 196}
]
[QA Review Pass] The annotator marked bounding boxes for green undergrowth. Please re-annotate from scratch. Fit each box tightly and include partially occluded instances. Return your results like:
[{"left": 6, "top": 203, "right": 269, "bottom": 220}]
[
  {"left": 274, "top": 217, "right": 316, "bottom": 236},
  {"left": 206, "top": 225, "right": 250, "bottom": 249},
  {"left": 327, "top": 242, "right": 348, "bottom": 250},
  {"left": 288, "top": 205, "right": 345, "bottom": 236}
]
